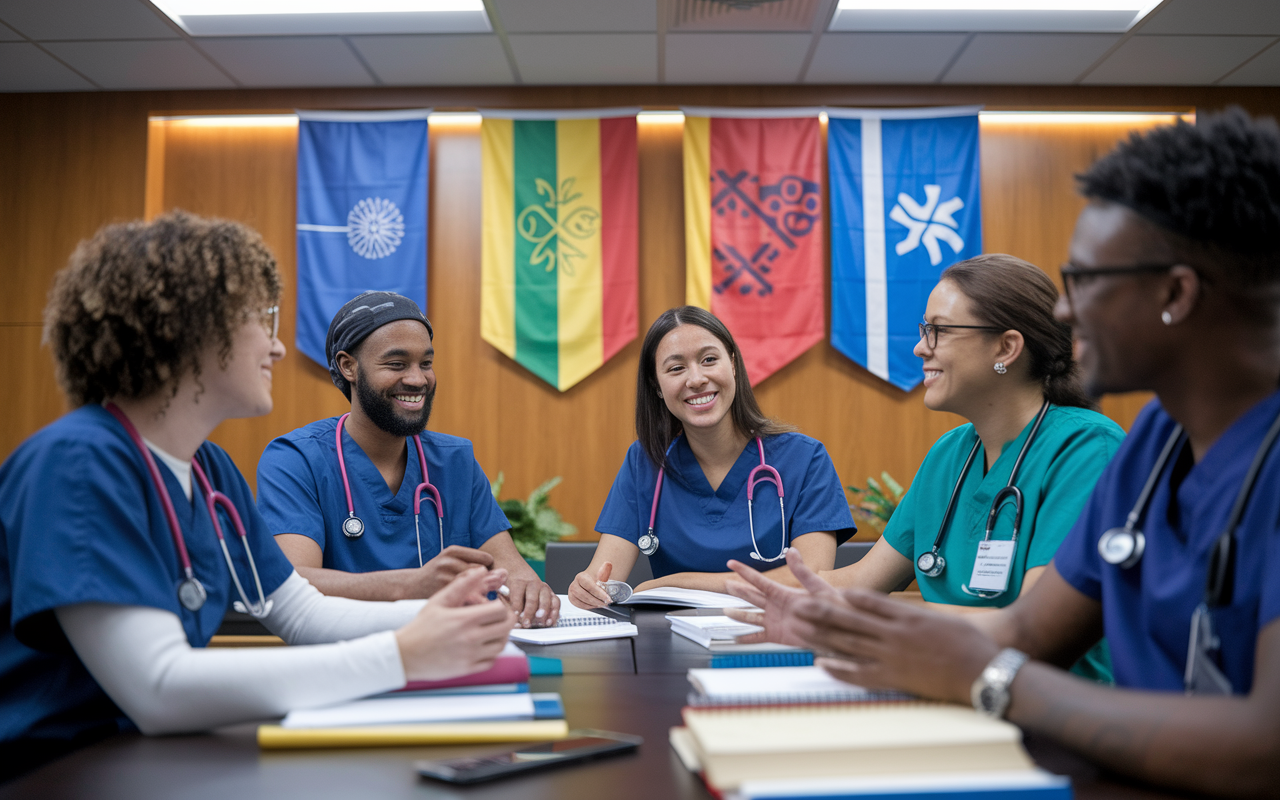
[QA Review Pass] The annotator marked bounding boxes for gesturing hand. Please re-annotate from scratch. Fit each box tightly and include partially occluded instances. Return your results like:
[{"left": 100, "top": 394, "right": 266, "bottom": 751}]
[
  {"left": 416, "top": 545, "right": 496, "bottom": 597},
  {"left": 396, "top": 567, "right": 516, "bottom": 682},
  {"left": 722, "top": 548, "right": 845, "bottom": 647}
]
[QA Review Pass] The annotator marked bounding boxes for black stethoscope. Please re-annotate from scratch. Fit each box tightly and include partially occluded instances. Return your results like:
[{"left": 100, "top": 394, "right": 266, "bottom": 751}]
[
  {"left": 106, "top": 403, "right": 272, "bottom": 619},
  {"left": 1097, "top": 406, "right": 1280, "bottom": 695},
  {"left": 334, "top": 412, "right": 444, "bottom": 568},
  {"left": 637, "top": 436, "right": 788, "bottom": 562},
  {"left": 916, "top": 400, "right": 1051, "bottom": 598}
]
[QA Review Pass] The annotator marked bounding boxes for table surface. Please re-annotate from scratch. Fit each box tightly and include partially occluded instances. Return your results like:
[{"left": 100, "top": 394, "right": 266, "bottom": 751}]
[{"left": 3, "top": 607, "right": 1193, "bottom": 800}]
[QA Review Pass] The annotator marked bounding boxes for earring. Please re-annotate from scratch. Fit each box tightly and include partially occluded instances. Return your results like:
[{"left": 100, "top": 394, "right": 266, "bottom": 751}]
[
  {"left": 994, "top": 362, "right": 1007, "bottom": 375},
  {"left": 1161, "top": 311, "right": 1173, "bottom": 325}
]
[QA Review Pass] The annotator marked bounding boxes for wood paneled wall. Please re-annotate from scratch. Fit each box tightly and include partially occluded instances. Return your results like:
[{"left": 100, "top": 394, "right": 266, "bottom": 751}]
[{"left": 5, "top": 85, "right": 1279, "bottom": 541}]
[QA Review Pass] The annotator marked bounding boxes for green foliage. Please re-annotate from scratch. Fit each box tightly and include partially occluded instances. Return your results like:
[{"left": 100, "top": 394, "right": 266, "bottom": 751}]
[
  {"left": 846, "top": 471, "right": 905, "bottom": 531},
  {"left": 490, "top": 473, "right": 577, "bottom": 561}
]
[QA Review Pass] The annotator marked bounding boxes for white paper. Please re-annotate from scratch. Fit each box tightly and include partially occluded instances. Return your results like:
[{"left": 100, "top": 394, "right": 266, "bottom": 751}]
[
  {"left": 620, "top": 587, "right": 756, "bottom": 608},
  {"left": 968, "top": 540, "right": 1016, "bottom": 592},
  {"left": 688, "top": 666, "right": 872, "bottom": 702},
  {"left": 508, "top": 623, "right": 638, "bottom": 645},
  {"left": 282, "top": 692, "right": 535, "bottom": 729}
]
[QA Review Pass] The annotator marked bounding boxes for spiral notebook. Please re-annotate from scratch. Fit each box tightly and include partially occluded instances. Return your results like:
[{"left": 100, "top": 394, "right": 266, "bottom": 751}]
[
  {"left": 687, "top": 666, "right": 909, "bottom": 707},
  {"left": 508, "top": 595, "right": 639, "bottom": 644}
]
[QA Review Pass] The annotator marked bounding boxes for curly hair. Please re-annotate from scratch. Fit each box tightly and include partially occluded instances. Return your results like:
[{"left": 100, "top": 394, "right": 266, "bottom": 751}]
[
  {"left": 1077, "top": 107, "right": 1280, "bottom": 284},
  {"left": 43, "top": 210, "right": 281, "bottom": 407}
]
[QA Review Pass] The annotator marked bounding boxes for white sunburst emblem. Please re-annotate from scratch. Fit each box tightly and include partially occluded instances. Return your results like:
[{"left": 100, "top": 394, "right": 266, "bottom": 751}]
[{"left": 346, "top": 197, "right": 405, "bottom": 260}]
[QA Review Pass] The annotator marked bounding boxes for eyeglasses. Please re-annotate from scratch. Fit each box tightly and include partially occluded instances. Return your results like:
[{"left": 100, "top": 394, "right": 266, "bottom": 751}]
[
  {"left": 261, "top": 305, "right": 280, "bottom": 340},
  {"left": 918, "top": 322, "right": 1004, "bottom": 349},
  {"left": 1059, "top": 263, "right": 1175, "bottom": 312}
]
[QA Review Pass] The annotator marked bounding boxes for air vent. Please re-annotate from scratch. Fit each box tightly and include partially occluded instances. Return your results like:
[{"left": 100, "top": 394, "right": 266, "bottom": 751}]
[{"left": 669, "top": 0, "right": 822, "bottom": 32}]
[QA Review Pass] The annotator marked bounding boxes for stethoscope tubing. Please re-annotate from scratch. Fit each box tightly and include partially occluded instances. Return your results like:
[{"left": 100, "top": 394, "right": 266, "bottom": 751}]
[{"left": 335, "top": 412, "right": 444, "bottom": 567}]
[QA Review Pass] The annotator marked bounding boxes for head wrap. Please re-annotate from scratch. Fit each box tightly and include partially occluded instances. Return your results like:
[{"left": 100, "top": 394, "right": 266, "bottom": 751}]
[{"left": 325, "top": 291, "right": 432, "bottom": 398}]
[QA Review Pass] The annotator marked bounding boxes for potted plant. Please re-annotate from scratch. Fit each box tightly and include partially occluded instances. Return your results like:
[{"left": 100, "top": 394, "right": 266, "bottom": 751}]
[
  {"left": 490, "top": 473, "right": 577, "bottom": 580},
  {"left": 846, "top": 471, "right": 905, "bottom": 536}
]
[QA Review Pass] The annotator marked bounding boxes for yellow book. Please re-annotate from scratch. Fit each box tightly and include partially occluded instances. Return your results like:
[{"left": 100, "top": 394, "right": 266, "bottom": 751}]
[
  {"left": 257, "top": 719, "right": 569, "bottom": 750},
  {"left": 682, "top": 703, "right": 1033, "bottom": 791}
]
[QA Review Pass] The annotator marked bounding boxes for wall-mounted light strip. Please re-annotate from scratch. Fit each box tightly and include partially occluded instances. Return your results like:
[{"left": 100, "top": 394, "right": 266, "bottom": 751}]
[
  {"left": 978, "top": 111, "right": 1192, "bottom": 125},
  {"left": 156, "top": 115, "right": 299, "bottom": 127}
]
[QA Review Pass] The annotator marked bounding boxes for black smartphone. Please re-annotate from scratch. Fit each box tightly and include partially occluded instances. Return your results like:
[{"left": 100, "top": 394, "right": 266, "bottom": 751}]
[{"left": 415, "top": 730, "right": 642, "bottom": 785}]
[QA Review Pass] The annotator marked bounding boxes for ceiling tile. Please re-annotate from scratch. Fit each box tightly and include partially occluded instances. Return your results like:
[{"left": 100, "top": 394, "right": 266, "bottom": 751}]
[
  {"left": 0, "top": 42, "right": 96, "bottom": 91},
  {"left": 42, "top": 40, "right": 234, "bottom": 89},
  {"left": 806, "top": 33, "right": 965, "bottom": 84},
  {"left": 349, "top": 35, "right": 512, "bottom": 85},
  {"left": 197, "top": 37, "right": 374, "bottom": 88},
  {"left": 1083, "top": 35, "right": 1273, "bottom": 85},
  {"left": 492, "top": 0, "right": 656, "bottom": 33},
  {"left": 944, "top": 33, "right": 1120, "bottom": 84},
  {"left": 1219, "top": 41, "right": 1280, "bottom": 85},
  {"left": 1139, "top": 0, "right": 1280, "bottom": 36},
  {"left": 0, "top": 22, "right": 23, "bottom": 41},
  {"left": 0, "top": 0, "right": 177, "bottom": 41},
  {"left": 665, "top": 33, "right": 811, "bottom": 84},
  {"left": 509, "top": 33, "right": 656, "bottom": 84}
]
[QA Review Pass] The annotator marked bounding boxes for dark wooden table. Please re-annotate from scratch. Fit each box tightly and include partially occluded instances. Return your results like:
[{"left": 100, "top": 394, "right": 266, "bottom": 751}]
[{"left": 2, "top": 608, "right": 1191, "bottom": 799}]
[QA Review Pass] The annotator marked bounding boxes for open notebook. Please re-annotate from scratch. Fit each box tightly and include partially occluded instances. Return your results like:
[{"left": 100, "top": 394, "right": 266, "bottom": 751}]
[{"left": 508, "top": 595, "right": 639, "bottom": 644}]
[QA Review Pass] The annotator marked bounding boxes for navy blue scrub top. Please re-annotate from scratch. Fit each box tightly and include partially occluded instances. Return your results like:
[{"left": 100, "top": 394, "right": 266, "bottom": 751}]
[
  {"left": 596, "top": 432, "right": 856, "bottom": 578},
  {"left": 0, "top": 405, "right": 295, "bottom": 744},
  {"left": 1056, "top": 392, "right": 1280, "bottom": 693},
  {"left": 256, "top": 417, "right": 510, "bottom": 573}
]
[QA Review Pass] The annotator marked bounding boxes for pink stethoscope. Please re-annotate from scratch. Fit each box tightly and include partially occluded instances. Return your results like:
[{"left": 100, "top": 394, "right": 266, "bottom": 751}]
[
  {"left": 335, "top": 412, "right": 444, "bottom": 567},
  {"left": 106, "top": 403, "right": 272, "bottom": 619},
  {"left": 636, "top": 437, "right": 788, "bottom": 562}
]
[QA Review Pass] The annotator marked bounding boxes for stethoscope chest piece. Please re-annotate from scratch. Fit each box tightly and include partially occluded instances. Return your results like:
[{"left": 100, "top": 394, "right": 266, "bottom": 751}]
[
  {"left": 917, "top": 550, "right": 946, "bottom": 577},
  {"left": 638, "top": 531, "right": 659, "bottom": 557},
  {"left": 342, "top": 514, "right": 365, "bottom": 539},
  {"left": 178, "top": 576, "right": 207, "bottom": 612},
  {"left": 1098, "top": 526, "right": 1145, "bottom": 568}
]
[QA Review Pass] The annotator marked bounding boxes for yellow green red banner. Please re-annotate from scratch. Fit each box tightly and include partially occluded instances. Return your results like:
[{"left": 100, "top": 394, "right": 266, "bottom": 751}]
[{"left": 481, "top": 111, "right": 639, "bottom": 391}]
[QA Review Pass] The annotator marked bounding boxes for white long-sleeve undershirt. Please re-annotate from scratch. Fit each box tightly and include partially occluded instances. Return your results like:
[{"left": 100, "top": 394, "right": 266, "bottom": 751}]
[{"left": 55, "top": 572, "right": 427, "bottom": 735}]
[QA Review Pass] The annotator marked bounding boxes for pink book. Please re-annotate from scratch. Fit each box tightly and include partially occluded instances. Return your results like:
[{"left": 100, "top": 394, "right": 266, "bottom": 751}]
[{"left": 399, "top": 643, "right": 530, "bottom": 692}]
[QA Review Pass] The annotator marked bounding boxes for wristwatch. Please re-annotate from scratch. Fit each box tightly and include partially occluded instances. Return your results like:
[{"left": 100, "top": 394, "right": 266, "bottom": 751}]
[{"left": 971, "top": 648, "right": 1029, "bottom": 719}]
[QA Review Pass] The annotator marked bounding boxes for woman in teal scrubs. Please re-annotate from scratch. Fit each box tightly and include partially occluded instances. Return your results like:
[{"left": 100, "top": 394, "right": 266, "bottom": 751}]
[{"left": 809, "top": 254, "right": 1123, "bottom": 680}]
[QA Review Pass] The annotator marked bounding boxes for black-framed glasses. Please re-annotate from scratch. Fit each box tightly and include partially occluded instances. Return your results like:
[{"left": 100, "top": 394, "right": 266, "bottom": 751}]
[
  {"left": 1059, "top": 263, "right": 1175, "bottom": 309},
  {"left": 918, "top": 322, "right": 1005, "bottom": 349},
  {"left": 261, "top": 305, "right": 280, "bottom": 340}
]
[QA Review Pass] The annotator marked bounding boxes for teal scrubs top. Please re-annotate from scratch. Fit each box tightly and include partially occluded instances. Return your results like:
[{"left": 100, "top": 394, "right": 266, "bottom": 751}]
[{"left": 883, "top": 404, "right": 1125, "bottom": 683}]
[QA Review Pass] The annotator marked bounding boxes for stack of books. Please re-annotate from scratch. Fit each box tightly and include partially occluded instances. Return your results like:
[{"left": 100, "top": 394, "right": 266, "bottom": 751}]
[
  {"left": 257, "top": 643, "right": 568, "bottom": 749},
  {"left": 669, "top": 666, "right": 1071, "bottom": 799},
  {"left": 667, "top": 612, "right": 809, "bottom": 656}
]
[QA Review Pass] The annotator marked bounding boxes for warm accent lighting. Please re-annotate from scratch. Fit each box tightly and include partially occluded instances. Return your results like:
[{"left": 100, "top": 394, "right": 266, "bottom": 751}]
[
  {"left": 978, "top": 111, "right": 1192, "bottom": 125},
  {"left": 637, "top": 111, "right": 685, "bottom": 124},
  {"left": 159, "top": 115, "right": 300, "bottom": 127},
  {"left": 830, "top": 0, "right": 1161, "bottom": 32},
  {"left": 152, "top": 0, "right": 489, "bottom": 35},
  {"left": 428, "top": 112, "right": 482, "bottom": 126}
]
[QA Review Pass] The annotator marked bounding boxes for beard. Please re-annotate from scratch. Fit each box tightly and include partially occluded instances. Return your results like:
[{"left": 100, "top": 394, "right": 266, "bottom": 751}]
[{"left": 354, "top": 369, "right": 435, "bottom": 438}]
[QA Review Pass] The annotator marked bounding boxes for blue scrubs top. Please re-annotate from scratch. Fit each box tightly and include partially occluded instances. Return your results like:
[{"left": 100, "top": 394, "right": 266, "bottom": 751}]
[
  {"left": 596, "top": 432, "right": 856, "bottom": 578},
  {"left": 256, "top": 417, "right": 510, "bottom": 573},
  {"left": 0, "top": 405, "right": 295, "bottom": 744},
  {"left": 1056, "top": 392, "right": 1280, "bottom": 694}
]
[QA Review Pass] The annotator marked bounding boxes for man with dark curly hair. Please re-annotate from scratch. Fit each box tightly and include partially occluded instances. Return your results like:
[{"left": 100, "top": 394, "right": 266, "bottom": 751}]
[
  {"left": 0, "top": 211, "right": 514, "bottom": 782},
  {"left": 257, "top": 291, "right": 560, "bottom": 629},
  {"left": 726, "top": 108, "right": 1280, "bottom": 797}
]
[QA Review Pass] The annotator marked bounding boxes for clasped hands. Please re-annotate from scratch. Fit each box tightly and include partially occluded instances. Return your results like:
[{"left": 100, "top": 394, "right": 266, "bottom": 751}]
[{"left": 723, "top": 549, "right": 999, "bottom": 704}]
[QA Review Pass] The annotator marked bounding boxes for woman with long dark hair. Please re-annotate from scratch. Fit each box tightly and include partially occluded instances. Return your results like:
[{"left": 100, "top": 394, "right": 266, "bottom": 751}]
[{"left": 568, "top": 306, "right": 855, "bottom": 609}]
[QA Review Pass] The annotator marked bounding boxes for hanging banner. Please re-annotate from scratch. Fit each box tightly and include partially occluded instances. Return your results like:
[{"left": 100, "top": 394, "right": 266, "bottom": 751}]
[
  {"left": 480, "top": 108, "right": 639, "bottom": 391},
  {"left": 683, "top": 108, "right": 825, "bottom": 386},
  {"left": 295, "top": 109, "right": 430, "bottom": 368},
  {"left": 828, "top": 106, "right": 983, "bottom": 391}
]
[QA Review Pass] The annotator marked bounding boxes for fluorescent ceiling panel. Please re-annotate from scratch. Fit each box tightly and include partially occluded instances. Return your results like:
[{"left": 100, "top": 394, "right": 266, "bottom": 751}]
[
  {"left": 830, "top": 1, "right": 1161, "bottom": 33},
  {"left": 152, "top": 1, "right": 490, "bottom": 36}
]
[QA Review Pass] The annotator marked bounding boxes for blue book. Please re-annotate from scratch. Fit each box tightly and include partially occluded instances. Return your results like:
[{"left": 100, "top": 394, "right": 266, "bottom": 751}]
[
  {"left": 711, "top": 652, "right": 815, "bottom": 669},
  {"left": 739, "top": 771, "right": 1071, "bottom": 800}
]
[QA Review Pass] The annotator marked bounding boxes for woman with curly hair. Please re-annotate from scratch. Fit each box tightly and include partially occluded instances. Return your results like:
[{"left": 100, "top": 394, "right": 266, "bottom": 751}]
[{"left": 0, "top": 211, "right": 515, "bottom": 781}]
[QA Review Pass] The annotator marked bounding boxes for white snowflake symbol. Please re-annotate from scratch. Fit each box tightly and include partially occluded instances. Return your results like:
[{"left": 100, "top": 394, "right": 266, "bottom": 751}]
[
  {"left": 889, "top": 185, "right": 965, "bottom": 266},
  {"left": 346, "top": 197, "right": 405, "bottom": 260}
]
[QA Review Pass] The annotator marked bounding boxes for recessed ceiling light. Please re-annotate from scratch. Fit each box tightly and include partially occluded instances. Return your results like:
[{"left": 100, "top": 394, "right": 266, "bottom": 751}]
[
  {"left": 151, "top": 0, "right": 490, "bottom": 36},
  {"left": 830, "top": 0, "right": 1161, "bottom": 33}
]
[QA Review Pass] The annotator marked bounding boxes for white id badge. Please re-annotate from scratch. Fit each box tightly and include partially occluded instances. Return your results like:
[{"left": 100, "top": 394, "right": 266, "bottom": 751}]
[{"left": 968, "top": 540, "right": 1017, "bottom": 592}]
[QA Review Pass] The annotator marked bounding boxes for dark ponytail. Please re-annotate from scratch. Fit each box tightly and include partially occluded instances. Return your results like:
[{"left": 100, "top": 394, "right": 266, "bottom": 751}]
[{"left": 942, "top": 254, "right": 1094, "bottom": 409}]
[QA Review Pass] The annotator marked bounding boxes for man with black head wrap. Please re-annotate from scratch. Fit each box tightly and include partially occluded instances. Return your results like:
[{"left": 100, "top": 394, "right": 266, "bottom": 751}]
[{"left": 258, "top": 292, "right": 559, "bottom": 628}]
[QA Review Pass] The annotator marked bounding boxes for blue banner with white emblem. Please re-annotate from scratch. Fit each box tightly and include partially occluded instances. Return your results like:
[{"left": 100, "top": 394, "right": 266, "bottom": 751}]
[
  {"left": 828, "top": 107, "right": 982, "bottom": 391},
  {"left": 295, "top": 109, "right": 431, "bottom": 367}
]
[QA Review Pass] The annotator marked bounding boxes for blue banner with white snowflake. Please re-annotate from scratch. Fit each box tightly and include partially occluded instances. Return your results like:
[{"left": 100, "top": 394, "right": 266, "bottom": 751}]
[
  {"left": 295, "top": 109, "right": 431, "bottom": 367},
  {"left": 828, "top": 107, "right": 982, "bottom": 391}
]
